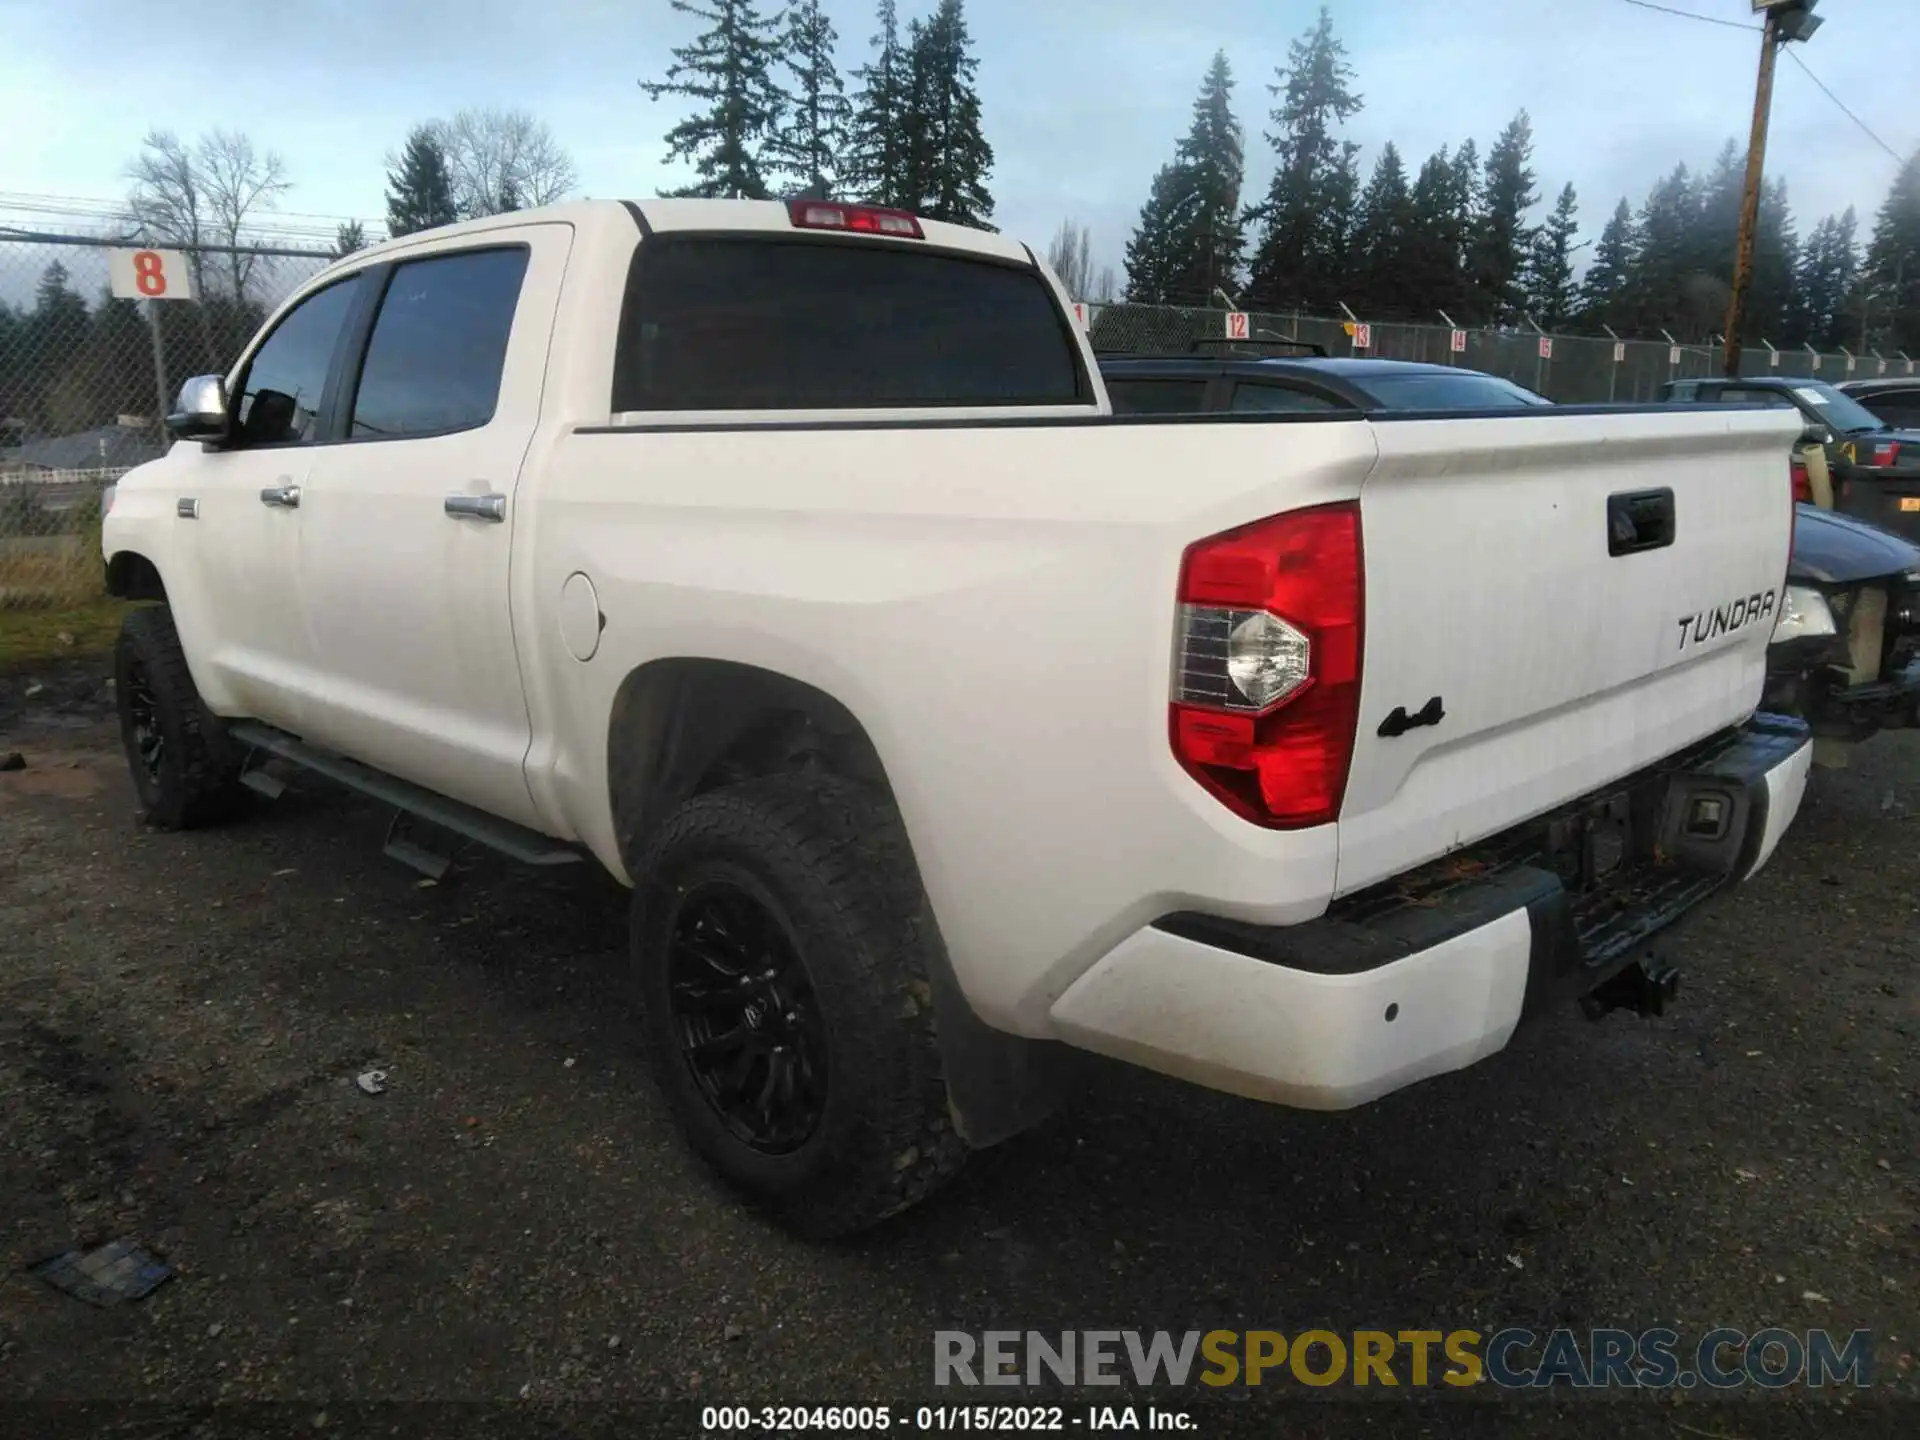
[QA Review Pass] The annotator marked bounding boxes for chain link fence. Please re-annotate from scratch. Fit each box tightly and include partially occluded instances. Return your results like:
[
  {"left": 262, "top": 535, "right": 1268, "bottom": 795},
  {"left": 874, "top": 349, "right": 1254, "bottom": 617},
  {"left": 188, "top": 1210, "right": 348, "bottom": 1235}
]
[
  {"left": 1, "top": 232, "right": 334, "bottom": 610},
  {"left": 1083, "top": 301, "right": 1918, "bottom": 406}
]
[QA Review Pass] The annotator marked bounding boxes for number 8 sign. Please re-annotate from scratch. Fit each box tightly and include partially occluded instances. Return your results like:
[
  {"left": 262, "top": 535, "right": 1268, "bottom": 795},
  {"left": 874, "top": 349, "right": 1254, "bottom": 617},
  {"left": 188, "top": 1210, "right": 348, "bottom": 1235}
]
[{"left": 109, "top": 247, "right": 195, "bottom": 301}]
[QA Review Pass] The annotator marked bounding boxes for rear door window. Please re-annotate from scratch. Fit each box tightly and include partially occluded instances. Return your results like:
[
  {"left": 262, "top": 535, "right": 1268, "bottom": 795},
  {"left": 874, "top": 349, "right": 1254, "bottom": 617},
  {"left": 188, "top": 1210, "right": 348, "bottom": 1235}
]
[
  {"left": 348, "top": 248, "right": 529, "bottom": 440},
  {"left": 1858, "top": 388, "right": 1920, "bottom": 429},
  {"left": 1104, "top": 378, "right": 1212, "bottom": 415},
  {"left": 1354, "top": 372, "right": 1551, "bottom": 411},
  {"left": 612, "top": 238, "right": 1085, "bottom": 411},
  {"left": 1228, "top": 382, "right": 1345, "bottom": 414}
]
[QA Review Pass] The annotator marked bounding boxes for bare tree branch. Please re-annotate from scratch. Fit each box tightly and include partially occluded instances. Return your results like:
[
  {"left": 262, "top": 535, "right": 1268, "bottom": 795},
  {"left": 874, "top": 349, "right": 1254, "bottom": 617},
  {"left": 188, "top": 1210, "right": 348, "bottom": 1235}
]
[
  {"left": 124, "top": 128, "right": 291, "bottom": 302},
  {"left": 125, "top": 130, "right": 208, "bottom": 292},
  {"left": 435, "top": 107, "right": 579, "bottom": 216},
  {"left": 1046, "top": 219, "right": 1099, "bottom": 301},
  {"left": 199, "top": 129, "right": 291, "bottom": 300}
]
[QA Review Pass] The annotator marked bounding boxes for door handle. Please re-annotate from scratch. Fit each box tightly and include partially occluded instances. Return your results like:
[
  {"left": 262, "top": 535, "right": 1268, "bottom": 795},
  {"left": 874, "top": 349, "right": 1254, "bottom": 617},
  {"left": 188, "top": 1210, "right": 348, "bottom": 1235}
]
[
  {"left": 444, "top": 493, "right": 507, "bottom": 523},
  {"left": 259, "top": 483, "right": 301, "bottom": 509}
]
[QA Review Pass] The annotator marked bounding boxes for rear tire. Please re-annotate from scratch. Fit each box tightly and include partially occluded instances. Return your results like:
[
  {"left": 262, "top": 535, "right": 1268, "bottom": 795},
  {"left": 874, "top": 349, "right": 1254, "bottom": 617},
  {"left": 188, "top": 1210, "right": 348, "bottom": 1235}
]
[
  {"left": 632, "top": 771, "right": 967, "bottom": 1237},
  {"left": 114, "top": 606, "right": 247, "bottom": 829}
]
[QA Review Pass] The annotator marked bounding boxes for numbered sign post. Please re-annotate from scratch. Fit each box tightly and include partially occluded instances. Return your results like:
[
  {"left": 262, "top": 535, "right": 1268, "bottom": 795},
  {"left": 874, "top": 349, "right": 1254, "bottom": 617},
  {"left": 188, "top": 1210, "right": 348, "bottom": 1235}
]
[
  {"left": 109, "top": 247, "right": 195, "bottom": 302},
  {"left": 1668, "top": 345, "right": 1682, "bottom": 367},
  {"left": 1224, "top": 311, "right": 1250, "bottom": 341},
  {"left": 1351, "top": 322, "right": 1371, "bottom": 350},
  {"left": 1448, "top": 329, "right": 1467, "bottom": 360},
  {"left": 1537, "top": 336, "right": 1553, "bottom": 360},
  {"left": 109, "top": 248, "right": 195, "bottom": 435}
]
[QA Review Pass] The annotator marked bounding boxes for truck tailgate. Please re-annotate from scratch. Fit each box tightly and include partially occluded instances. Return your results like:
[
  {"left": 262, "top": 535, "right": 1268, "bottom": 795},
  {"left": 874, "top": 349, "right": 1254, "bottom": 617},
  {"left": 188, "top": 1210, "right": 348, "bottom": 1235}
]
[{"left": 1337, "top": 408, "right": 1801, "bottom": 895}]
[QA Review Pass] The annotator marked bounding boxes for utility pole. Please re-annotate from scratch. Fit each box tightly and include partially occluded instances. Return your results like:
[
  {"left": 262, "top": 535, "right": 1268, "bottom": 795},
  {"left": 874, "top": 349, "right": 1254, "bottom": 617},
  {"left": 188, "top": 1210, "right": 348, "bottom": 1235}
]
[{"left": 1724, "top": 0, "right": 1823, "bottom": 378}]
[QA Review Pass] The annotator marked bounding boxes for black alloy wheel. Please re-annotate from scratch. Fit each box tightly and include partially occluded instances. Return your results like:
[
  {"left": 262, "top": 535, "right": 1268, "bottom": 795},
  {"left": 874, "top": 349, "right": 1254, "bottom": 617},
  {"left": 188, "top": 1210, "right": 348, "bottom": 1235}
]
[{"left": 665, "top": 880, "right": 829, "bottom": 1155}]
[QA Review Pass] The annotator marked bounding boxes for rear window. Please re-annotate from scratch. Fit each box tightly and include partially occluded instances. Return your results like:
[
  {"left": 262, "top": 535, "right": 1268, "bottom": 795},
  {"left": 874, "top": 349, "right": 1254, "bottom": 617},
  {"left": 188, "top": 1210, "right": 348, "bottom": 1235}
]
[
  {"left": 612, "top": 238, "right": 1086, "bottom": 411},
  {"left": 1357, "top": 373, "right": 1551, "bottom": 411}
]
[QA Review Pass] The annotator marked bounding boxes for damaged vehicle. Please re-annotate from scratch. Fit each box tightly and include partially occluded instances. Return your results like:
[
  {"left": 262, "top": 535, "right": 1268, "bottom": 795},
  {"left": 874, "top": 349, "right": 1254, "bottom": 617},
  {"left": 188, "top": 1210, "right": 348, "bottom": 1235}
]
[{"left": 1769, "top": 502, "right": 1920, "bottom": 756}]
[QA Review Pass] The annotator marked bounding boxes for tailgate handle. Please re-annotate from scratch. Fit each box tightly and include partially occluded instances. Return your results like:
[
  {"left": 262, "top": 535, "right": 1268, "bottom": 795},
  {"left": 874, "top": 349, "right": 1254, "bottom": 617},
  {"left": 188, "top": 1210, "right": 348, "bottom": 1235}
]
[{"left": 1608, "top": 488, "right": 1675, "bottom": 556}]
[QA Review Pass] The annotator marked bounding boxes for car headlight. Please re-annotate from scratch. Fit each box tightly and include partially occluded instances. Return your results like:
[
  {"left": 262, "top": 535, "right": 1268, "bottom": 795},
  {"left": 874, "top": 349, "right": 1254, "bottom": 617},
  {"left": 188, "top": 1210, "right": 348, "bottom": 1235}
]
[{"left": 1773, "top": 585, "right": 1838, "bottom": 642}]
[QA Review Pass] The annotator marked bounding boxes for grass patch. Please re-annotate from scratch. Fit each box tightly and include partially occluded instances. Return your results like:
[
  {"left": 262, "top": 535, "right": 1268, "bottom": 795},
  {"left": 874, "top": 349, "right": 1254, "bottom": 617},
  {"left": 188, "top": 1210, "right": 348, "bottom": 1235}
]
[{"left": 0, "top": 598, "right": 131, "bottom": 672}]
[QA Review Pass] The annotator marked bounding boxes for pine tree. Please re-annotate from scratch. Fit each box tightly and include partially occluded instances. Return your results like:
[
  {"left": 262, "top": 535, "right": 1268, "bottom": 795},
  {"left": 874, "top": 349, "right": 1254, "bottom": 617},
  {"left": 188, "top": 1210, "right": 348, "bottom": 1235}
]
[
  {"left": 767, "top": 0, "right": 851, "bottom": 198},
  {"left": 1122, "top": 163, "right": 1199, "bottom": 303},
  {"left": 333, "top": 220, "right": 367, "bottom": 258},
  {"left": 1624, "top": 164, "right": 1699, "bottom": 336},
  {"left": 1245, "top": 5, "right": 1363, "bottom": 310},
  {"left": 899, "top": 0, "right": 994, "bottom": 227},
  {"left": 1400, "top": 145, "right": 1471, "bottom": 321},
  {"left": 1749, "top": 177, "right": 1800, "bottom": 346},
  {"left": 1577, "top": 197, "right": 1638, "bottom": 326},
  {"left": 1522, "top": 183, "right": 1579, "bottom": 329},
  {"left": 1173, "top": 51, "right": 1247, "bottom": 301},
  {"left": 1798, "top": 207, "right": 1860, "bottom": 351},
  {"left": 1119, "top": 51, "right": 1245, "bottom": 306},
  {"left": 846, "top": 1, "right": 911, "bottom": 206},
  {"left": 641, "top": 0, "right": 787, "bottom": 201},
  {"left": 1354, "top": 142, "right": 1413, "bottom": 314},
  {"left": 1866, "top": 149, "right": 1920, "bottom": 354},
  {"left": 385, "top": 126, "right": 458, "bottom": 238},
  {"left": 1469, "top": 111, "right": 1539, "bottom": 324}
]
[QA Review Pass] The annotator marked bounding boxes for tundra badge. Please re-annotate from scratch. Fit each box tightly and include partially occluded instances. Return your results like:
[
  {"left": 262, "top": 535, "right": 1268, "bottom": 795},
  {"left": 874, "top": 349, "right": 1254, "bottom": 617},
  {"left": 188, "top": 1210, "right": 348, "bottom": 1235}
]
[{"left": 1676, "top": 589, "right": 1776, "bottom": 651}]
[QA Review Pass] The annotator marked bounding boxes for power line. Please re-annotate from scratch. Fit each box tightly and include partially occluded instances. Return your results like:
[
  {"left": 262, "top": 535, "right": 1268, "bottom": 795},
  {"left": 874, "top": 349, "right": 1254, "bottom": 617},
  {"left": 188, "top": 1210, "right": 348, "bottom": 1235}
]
[
  {"left": 1612, "top": 0, "right": 1759, "bottom": 33},
  {"left": 1781, "top": 48, "right": 1908, "bottom": 166},
  {"left": 1609, "top": 1, "right": 1909, "bottom": 167}
]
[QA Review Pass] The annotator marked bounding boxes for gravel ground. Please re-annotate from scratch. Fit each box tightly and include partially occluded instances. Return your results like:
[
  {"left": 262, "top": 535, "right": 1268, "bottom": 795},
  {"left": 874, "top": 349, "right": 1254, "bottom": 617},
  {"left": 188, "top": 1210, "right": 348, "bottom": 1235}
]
[{"left": 0, "top": 660, "right": 1914, "bottom": 1438}]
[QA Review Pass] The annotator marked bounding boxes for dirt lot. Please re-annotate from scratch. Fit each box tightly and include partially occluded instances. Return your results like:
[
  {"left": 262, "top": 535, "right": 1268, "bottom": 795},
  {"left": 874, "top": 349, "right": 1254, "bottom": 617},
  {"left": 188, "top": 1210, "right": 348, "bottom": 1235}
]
[{"left": 1, "top": 658, "right": 1915, "bottom": 1437}]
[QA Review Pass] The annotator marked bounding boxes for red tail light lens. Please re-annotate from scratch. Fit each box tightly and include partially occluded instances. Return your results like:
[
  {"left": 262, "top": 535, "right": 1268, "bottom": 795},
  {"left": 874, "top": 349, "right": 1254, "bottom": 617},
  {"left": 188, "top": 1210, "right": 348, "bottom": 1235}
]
[
  {"left": 1872, "top": 441, "right": 1902, "bottom": 467},
  {"left": 1791, "top": 457, "right": 1812, "bottom": 504},
  {"left": 1170, "top": 503, "right": 1364, "bottom": 828},
  {"left": 786, "top": 198, "right": 924, "bottom": 238}
]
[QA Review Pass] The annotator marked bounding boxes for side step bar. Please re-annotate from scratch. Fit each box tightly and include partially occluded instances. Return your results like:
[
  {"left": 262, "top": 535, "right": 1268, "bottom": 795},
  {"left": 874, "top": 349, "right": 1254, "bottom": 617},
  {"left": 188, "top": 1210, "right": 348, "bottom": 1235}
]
[{"left": 228, "top": 721, "right": 583, "bottom": 871}]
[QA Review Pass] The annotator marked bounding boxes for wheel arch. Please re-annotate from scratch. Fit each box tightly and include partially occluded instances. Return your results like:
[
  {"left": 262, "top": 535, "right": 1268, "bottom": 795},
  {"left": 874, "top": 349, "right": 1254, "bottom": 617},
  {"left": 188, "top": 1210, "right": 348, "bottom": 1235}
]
[
  {"left": 604, "top": 656, "right": 1073, "bottom": 1148},
  {"left": 105, "top": 550, "right": 168, "bottom": 602}
]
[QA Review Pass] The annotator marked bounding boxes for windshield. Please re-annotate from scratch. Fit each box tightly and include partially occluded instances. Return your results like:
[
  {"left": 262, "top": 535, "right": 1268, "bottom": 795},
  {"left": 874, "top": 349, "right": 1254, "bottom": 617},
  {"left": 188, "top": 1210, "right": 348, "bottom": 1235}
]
[
  {"left": 1787, "top": 382, "right": 1887, "bottom": 434},
  {"left": 1352, "top": 372, "right": 1552, "bottom": 412}
]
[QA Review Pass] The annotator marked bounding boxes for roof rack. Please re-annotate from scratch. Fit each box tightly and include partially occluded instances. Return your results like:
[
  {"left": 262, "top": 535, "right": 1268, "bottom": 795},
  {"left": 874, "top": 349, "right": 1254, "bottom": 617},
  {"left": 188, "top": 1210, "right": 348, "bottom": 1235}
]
[
  {"left": 1092, "top": 336, "right": 1330, "bottom": 361},
  {"left": 1189, "top": 336, "right": 1328, "bottom": 358}
]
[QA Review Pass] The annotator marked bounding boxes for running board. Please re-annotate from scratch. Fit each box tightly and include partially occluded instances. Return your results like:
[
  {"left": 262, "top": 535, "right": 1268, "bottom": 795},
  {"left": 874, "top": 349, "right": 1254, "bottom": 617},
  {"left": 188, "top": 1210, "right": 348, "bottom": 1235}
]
[{"left": 228, "top": 721, "right": 583, "bottom": 870}]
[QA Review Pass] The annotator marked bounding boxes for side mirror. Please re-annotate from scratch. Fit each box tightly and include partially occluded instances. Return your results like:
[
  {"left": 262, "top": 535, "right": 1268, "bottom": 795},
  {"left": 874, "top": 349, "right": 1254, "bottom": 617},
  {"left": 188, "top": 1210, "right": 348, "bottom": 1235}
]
[
  {"left": 166, "top": 375, "right": 231, "bottom": 442},
  {"left": 1803, "top": 423, "right": 1834, "bottom": 447}
]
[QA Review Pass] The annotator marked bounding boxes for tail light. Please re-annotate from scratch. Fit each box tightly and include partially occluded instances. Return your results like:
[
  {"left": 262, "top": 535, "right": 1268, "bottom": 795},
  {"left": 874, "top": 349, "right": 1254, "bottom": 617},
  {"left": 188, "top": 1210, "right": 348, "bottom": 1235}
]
[
  {"left": 786, "top": 198, "right": 924, "bottom": 239},
  {"left": 1169, "top": 502, "right": 1364, "bottom": 828},
  {"left": 1871, "top": 441, "right": 1902, "bottom": 468},
  {"left": 1790, "top": 456, "right": 1812, "bottom": 504}
]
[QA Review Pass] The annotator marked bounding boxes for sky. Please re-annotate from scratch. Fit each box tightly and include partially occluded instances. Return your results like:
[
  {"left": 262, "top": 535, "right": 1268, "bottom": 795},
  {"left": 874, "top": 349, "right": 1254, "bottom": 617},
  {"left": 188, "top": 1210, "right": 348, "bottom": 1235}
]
[{"left": 2, "top": 0, "right": 1914, "bottom": 295}]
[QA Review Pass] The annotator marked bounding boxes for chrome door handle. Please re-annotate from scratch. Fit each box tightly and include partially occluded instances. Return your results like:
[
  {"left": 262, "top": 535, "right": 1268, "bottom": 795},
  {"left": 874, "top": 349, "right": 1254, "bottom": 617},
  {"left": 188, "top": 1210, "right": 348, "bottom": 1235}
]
[
  {"left": 444, "top": 493, "right": 506, "bottom": 523},
  {"left": 259, "top": 484, "right": 300, "bottom": 509}
]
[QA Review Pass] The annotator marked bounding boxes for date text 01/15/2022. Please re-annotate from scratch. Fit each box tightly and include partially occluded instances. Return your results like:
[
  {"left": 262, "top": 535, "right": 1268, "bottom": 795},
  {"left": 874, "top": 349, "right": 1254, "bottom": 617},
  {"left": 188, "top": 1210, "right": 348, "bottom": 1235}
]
[{"left": 699, "top": 1406, "right": 1197, "bottom": 1432}]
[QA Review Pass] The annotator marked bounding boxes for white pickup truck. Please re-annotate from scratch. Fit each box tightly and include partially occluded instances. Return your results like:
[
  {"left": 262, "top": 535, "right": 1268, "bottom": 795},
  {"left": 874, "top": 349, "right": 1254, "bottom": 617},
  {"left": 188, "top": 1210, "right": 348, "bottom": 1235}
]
[{"left": 102, "top": 198, "right": 1812, "bottom": 1235}]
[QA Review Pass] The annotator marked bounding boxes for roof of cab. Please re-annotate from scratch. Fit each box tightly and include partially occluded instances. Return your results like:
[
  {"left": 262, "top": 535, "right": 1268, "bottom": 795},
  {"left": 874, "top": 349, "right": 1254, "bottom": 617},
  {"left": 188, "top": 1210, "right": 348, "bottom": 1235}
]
[{"left": 332, "top": 197, "right": 1034, "bottom": 270}]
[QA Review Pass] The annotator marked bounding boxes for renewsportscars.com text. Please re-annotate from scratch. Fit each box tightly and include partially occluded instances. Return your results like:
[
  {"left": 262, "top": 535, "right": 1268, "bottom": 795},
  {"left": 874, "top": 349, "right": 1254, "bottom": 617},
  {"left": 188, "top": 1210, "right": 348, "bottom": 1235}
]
[{"left": 933, "top": 1328, "right": 1875, "bottom": 1390}]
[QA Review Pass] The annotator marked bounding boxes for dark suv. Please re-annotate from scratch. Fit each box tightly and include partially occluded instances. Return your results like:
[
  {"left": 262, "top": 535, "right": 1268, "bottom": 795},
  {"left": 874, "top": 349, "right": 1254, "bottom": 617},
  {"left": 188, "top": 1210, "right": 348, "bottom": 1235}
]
[{"left": 1660, "top": 376, "right": 1920, "bottom": 544}]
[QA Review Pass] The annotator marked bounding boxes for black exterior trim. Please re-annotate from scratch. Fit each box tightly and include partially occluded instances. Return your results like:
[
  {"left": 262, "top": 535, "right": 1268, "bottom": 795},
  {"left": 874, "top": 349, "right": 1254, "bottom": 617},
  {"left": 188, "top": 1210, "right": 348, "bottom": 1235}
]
[
  {"left": 580, "top": 410, "right": 1365, "bottom": 435},
  {"left": 1152, "top": 716, "right": 1809, "bottom": 1016},
  {"left": 621, "top": 200, "right": 654, "bottom": 237}
]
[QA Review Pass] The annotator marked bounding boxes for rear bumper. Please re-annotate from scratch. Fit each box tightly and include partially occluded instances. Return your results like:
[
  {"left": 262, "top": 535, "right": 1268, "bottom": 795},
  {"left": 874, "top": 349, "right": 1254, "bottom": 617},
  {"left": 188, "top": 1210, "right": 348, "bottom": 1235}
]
[{"left": 1048, "top": 716, "right": 1813, "bottom": 1110}]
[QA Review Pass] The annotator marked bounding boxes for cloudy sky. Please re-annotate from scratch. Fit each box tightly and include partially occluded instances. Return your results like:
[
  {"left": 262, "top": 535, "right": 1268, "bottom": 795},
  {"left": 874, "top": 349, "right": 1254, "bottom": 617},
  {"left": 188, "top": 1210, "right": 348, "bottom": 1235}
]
[{"left": 2, "top": 0, "right": 1913, "bottom": 284}]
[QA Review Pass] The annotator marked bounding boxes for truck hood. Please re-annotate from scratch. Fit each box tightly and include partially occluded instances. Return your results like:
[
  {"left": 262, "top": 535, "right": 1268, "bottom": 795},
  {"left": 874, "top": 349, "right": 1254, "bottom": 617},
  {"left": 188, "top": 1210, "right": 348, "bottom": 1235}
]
[{"left": 1789, "top": 503, "right": 1920, "bottom": 585}]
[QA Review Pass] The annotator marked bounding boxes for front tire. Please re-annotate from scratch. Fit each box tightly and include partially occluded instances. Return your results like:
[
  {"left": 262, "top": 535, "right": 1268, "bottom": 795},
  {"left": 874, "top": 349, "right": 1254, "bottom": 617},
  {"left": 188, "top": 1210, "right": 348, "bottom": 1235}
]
[
  {"left": 632, "top": 771, "right": 967, "bottom": 1237},
  {"left": 114, "top": 606, "right": 246, "bottom": 829}
]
